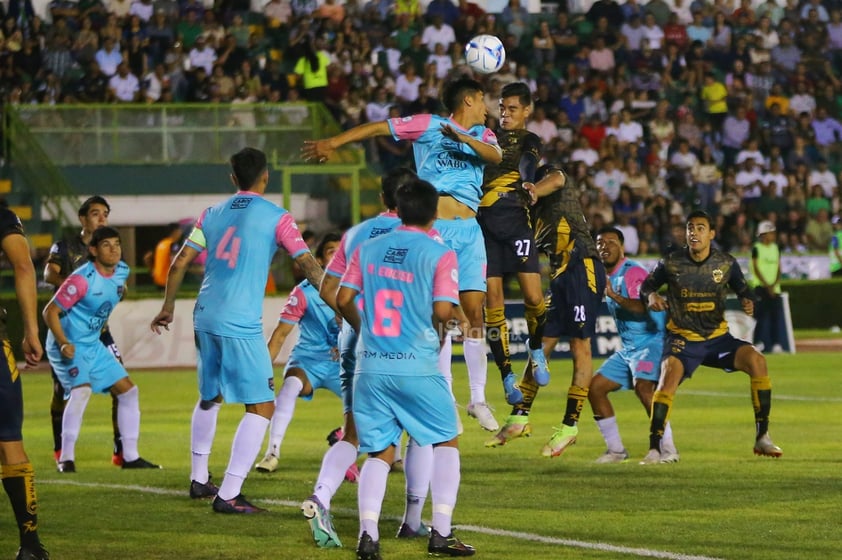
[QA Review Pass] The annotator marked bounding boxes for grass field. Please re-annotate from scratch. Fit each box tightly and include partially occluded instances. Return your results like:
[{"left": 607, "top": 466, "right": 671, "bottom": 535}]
[{"left": 5, "top": 351, "right": 842, "bottom": 560}]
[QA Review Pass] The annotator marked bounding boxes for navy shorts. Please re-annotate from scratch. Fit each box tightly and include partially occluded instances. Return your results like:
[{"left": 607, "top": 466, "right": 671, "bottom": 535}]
[
  {"left": 0, "top": 341, "right": 23, "bottom": 441},
  {"left": 663, "top": 331, "right": 752, "bottom": 379},
  {"left": 478, "top": 206, "right": 540, "bottom": 277},
  {"left": 545, "top": 257, "right": 607, "bottom": 339}
]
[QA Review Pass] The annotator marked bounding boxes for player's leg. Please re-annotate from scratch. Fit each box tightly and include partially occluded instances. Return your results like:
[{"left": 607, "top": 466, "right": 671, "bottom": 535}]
[
  {"left": 257, "top": 367, "right": 312, "bottom": 472},
  {"left": 640, "top": 354, "right": 687, "bottom": 465},
  {"left": 519, "top": 270, "right": 549, "bottom": 385},
  {"left": 191, "top": 331, "right": 222, "bottom": 497},
  {"left": 589, "top": 358, "right": 628, "bottom": 463},
  {"left": 356, "top": 444, "right": 396, "bottom": 559},
  {"left": 732, "top": 343, "right": 783, "bottom": 457},
  {"left": 485, "top": 274, "right": 522, "bottom": 405},
  {"left": 48, "top": 368, "right": 65, "bottom": 464},
  {"left": 0, "top": 345, "right": 48, "bottom": 559},
  {"left": 462, "top": 289, "right": 498, "bottom": 431},
  {"left": 396, "top": 436, "right": 433, "bottom": 538},
  {"left": 110, "top": 375, "right": 159, "bottom": 469},
  {"left": 100, "top": 327, "right": 124, "bottom": 466},
  {"left": 213, "top": 336, "right": 274, "bottom": 514},
  {"left": 634, "top": 378, "right": 678, "bottom": 463}
]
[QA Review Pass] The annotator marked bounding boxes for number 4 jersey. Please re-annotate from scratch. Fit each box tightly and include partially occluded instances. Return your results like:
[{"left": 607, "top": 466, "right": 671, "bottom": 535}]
[{"left": 185, "top": 191, "right": 309, "bottom": 337}]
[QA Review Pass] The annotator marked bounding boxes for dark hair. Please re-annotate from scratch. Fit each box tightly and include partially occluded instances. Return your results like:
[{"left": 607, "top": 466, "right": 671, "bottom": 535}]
[
  {"left": 315, "top": 231, "right": 342, "bottom": 261},
  {"left": 78, "top": 195, "right": 110, "bottom": 217},
  {"left": 501, "top": 81, "right": 532, "bottom": 107},
  {"left": 381, "top": 167, "right": 417, "bottom": 210},
  {"left": 230, "top": 147, "right": 268, "bottom": 190},
  {"left": 396, "top": 179, "right": 439, "bottom": 226},
  {"left": 166, "top": 222, "right": 181, "bottom": 234},
  {"left": 686, "top": 209, "right": 713, "bottom": 228},
  {"left": 442, "top": 77, "right": 483, "bottom": 113},
  {"left": 88, "top": 226, "right": 121, "bottom": 258},
  {"left": 597, "top": 225, "right": 624, "bottom": 243}
]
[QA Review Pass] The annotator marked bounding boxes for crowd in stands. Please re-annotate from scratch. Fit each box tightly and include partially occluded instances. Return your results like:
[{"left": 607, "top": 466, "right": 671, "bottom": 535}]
[{"left": 2, "top": 0, "right": 842, "bottom": 256}]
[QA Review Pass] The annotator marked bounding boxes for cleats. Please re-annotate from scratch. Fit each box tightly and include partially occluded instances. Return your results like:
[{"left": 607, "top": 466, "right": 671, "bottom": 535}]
[
  {"left": 502, "top": 373, "right": 523, "bottom": 405},
  {"left": 56, "top": 460, "right": 75, "bottom": 473},
  {"left": 541, "top": 424, "right": 578, "bottom": 458},
  {"left": 466, "top": 402, "right": 499, "bottom": 432},
  {"left": 111, "top": 452, "right": 124, "bottom": 467},
  {"left": 301, "top": 495, "right": 342, "bottom": 548},
  {"left": 639, "top": 449, "right": 661, "bottom": 465},
  {"left": 212, "top": 494, "right": 266, "bottom": 514},
  {"left": 428, "top": 529, "right": 476, "bottom": 557},
  {"left": 396, "top": 522, "right": 430, "bottom": 538},
  {"left": 356, "top": 532, "right": 381, "bottom": 560},
  {"left": 485, "top": 415, "right": 532, "bottom": 448},
  {"left": 255, "top": 453, "right": 279, "bottom": 473},
  {"left": 52, "top": 450, "right": 60, "bottom": 464},
  {"left": 659, "top": 447, "right": 681, "bottom": 464},
  {"left": 753, "top": 434, "right": 783, "bottom": 458},
  {"left": 327, "top": 426, "right": 344, "bottom": 446},
  {"left": 189, "top": 478, "right": 219, "bottom": 499},
  {"left": 122, "top": 457, "right": 161, "bottom": 469},
  {"left": 346, "top": 462, "right": 361, "bottom": 482},
  {"left": 16, "top": 545, "right": 50, "bottom": 560},
  {"left": 594, "top": 449, "right": 629, "bottom": 464},
  {"left": 527, "top": 340, "right": 550, "bottom": 386}
]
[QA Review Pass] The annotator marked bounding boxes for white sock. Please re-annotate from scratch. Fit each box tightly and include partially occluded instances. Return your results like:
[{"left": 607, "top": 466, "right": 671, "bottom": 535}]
[
  {"left": 217, "top": 413, "right": 270, "bottom": 501},
  {"left": 60, "top": 386, "right": 92, "bottom": 462},
  {"left": 190, "top": 400, "right": 220, "bottom": 484},
  {"left": 438, "top": 334, "right": 454, "bottom": 395},
  {"left": 661, "top": 422, "right": 676, "bottom": 454},
  {"left": 394, "top": 435, "right": 403, "bottom": 463},
  {"left": 430, "top": 446, "right": 460, "bottom": 537},
  {"left": 463, "top": 337, "right": 488, "bottom": 404},
  {"left": 402, "top": 438, "right": 433, "bottom": 530},
  {"left": 358, "top": 457, "right": 390, "bottom": 541},
  {"left": 116, "top": 386, "right": 141, "bottom": 462},
  {"left": 314, "top": 440, "right": 358, "bottom": 509},
  {"left": 266, "top": 376, "right": 303, "bottom": 456},
  {"left": 595, "top": 416, "right": 625, "bottom": 454}
]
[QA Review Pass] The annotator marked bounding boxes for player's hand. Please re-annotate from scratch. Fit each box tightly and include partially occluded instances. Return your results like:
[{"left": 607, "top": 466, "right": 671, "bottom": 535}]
[
  {"left": 766, "top": 287, "right": 777, "bottom": 299},
  {"left": 741, "top": 297, "right": 754, "bottom": 317},
  {"left": 605, "top": 277, "right": 618, "bottom": 301},
  {"left": 523, "top": 181, "right": 538, "bottom": 205},
  {"left": 59, "top": 342, "right": 75, "bottom": 360},
  {"left": 647, "top": 293, "right": 668, "bottom": 312},
  {"left": 330, "top": 347, "right": 340, "bottom": 362},
  {"left": 22, "top": 333, "right": 43, "bottom": 368},
  {"left": 440, "top": 124, "right": 467, "bottom": 143},
  {"left": 151, "top": 310, "right": 174, "bottom": 334},
  {"left": 301, "top": 139, "right": 334, "bottom": 163}
]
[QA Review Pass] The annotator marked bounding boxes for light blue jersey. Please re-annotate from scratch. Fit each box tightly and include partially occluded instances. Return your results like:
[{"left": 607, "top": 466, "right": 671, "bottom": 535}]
[
  {"left": 47, "top": 261, "right": 129, "bottom": 347},
  {"left": 280, "top": 280, "right": 339, "bottom": 361},
  {"left": 388, "top": 114, "right": 498, "bottom": 211},
  {"left": 607, "top": 258, "right": 666, "bottom": 348},
  {"left": 341, "top": 226, "right": 460, "bottom": 376},
  {"left": 185, "top": 191, "right": 309, "bottom": 338},
  {"left": 325, "top": 211, "right": 401, "bottom": 279}
]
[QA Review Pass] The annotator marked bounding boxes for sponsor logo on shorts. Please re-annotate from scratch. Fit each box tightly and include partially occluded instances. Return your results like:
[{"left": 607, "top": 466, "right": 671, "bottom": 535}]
[
  {"left": 268, "top": 378, "right": 275, "bottom": 391},
  {"left": 69, "top": 367, "right": 79, "bottom": 378}
]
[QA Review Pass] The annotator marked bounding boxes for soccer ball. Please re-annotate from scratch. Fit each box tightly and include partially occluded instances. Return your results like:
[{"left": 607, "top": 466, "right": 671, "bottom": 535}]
[{"left": 464, "top": 34, "right": 506, "bottom": 74}]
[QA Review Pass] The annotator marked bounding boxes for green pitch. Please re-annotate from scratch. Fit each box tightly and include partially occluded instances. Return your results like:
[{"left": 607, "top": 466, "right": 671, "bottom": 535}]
[{"left": 7, "top": 352, "right": 842, "bottom": 559}]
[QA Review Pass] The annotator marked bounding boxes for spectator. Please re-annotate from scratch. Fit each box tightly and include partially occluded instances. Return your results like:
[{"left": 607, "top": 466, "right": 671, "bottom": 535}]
[
  {"left": 108, "top": 62, "right": 140, "bottom": 102},
  {"left": 188, "top": 35, "right": 217, "bottom": 75},
  {"left": 721, "top": 106, "right": 751, "bottom": 168},
  {"left": 94, "top": 35, "right": 122, "bottom": 77},
  {"left": 594, "top": 157, "right": 626, "bottom": 201},
  {"left": 526, "top": 106, "right": 559, "bottom": 145},
  {"left": 701, "top": 72, "right": 729, "bottom": 130},
  {"left": 830, "top": 215, "right": 842, "bottom": 276},
  {"left": 421, "top": 15, "right": 455, "bottom": 52},
  {"left": 146, "top": 223, "right": 184, "bottom": 288},
  {"left": 806, "top": 207, "right": 834, "bottom": 251},
  {"left": 128, "top": 0, "right": 153, "bottom": 22},
  {"left": 762, "top": 159, "right": 789, "bottom": 196},
  {"left": 292, "top": 36, "right": 330, "bottom": 102},
  {"left": 426, "top": 0, "right": 460, "bottom": 27},
  {"left": 809, "top": 158, "right": 838, "bottom": 198},
  {"left": 617, "top": 107, "right": 644, "bottom": 146}
]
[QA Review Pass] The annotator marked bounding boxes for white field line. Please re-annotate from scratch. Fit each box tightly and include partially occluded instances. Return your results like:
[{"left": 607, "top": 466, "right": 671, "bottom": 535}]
[
  {"left": 40, "top": 479, "right": 723, "bottom": 560},
  {"left": 682, "top": 390, "right": 842, "bottom": 402}
]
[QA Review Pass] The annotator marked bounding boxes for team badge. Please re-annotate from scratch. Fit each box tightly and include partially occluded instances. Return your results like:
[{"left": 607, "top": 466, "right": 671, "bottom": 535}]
[
  {"left": 69, "top": 367, "right": 79, "bottom": 378},
  {"left": 268, "top": 377, "right": 275, "bottom": 391},
  {"left": 711, "top": 268, "right": 724, "bottom": 283}
]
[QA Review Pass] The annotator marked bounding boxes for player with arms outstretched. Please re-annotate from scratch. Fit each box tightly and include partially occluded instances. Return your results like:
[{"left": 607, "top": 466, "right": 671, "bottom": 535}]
[
  {"left": 303, "top": 77, "right": 504, "bottom": 432},
  {"left": 638, "top": 210, "right": 782, "bottom": 464}
]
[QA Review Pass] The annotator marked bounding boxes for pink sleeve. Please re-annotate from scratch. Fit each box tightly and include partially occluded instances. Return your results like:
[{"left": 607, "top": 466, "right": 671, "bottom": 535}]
[
  {"left": 481, "top": 127, "right": 498, "bottom": 145},
  {"left": 279, "top": 284, "right": 307, "bottom": 324},
  {"left": 388, "top": 114, "right": 433, "bottom": 141},
  {"left": 325, "top": 235, "right": 348, "bottom": 277},
  {"left": 340, "top": 247, "right": 363, "bottom": 291},
  {"left": 54, "top": 275, "right": 89, "bottom": 310},
  {"left": 275, "top": 212, "right": 309, "bottom": 258},
  {"left": 625, "top": 265, "right": 650, "bottom": 300},
  {"left": 433, "top": 250, "right": 459, "bottom": 303},
  {"left": 195, "top": 208, "right": 207, "bottom": 229}
]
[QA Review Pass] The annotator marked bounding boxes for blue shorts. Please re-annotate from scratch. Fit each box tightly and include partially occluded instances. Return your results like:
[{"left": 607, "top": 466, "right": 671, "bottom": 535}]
[
  {"left": 47, "top": 340, "right": 127, "bottom": 395},
  {"left": 0, "top": 341, "right": 23, "bottom": 441},
  {"left": 597, "top": 340, "right": 663, "bottom": 390},
  {"left": 353, "top": 373, "right": 458, "bottom": 454},
  {"left": 663, "top": 332, "right": 751, "bottom": 379},
  {"left": 195, "top": 331, "right": 274, "bottom": 405},
  {"left": 433, "top": 216, "right": 486, "bottom": 293},
  {"left": 338, "top": 321, "right": 358, "bottom": 413},
  {"left": 545, "top": 257, "right": 607, "bottom": 339},
  {"left": 286, "top": 353, "right": 342, "bottom": 400}
]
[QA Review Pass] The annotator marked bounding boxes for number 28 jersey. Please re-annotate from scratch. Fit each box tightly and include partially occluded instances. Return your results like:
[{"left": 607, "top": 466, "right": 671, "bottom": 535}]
[
  {"left": 341, "top": 226, "right": 459, "bottom": 376},
  {"left": 185, "top": 191, "right": 309, "bottom": 337}
]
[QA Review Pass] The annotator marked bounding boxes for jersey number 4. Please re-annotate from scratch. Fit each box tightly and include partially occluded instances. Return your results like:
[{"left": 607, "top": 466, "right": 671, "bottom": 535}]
[
  {"left": 216, "top": 226, "right": 241, "bottom": 269},
  {"left": 373, "top": 289, "right": 403, "bottom": 337}
]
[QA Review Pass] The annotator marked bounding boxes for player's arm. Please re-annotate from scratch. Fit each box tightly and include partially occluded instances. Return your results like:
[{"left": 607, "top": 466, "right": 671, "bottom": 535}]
[
  {"left": 610, "top": 265, "right": 648, "bottom": 314},
  {"left": 530, "top": 167, "right": 567, "bottom": 199},
  {"left": 440, "top": 124, "right": 503, "bottom": 164},
  {"left": 150, "top": 243, "right": 201, "bottom": 334},
  {"left": 319, "top": 273, "right": 341, "bottom": 314},
  {"left": 294, "top": 252, "right": 325, "bottom": 292},
  {"left": 640, "top": 260, "right": 668, "bottom": 311},
  {"left": 44, "top": 261, "right": 65, "bottom": 288},
  {"left": 519, "top": 134, "right": 541, "bottom": 183},
  {"left": 336, "top": 286, "right": 361, "bottom": 333},
  {"left": 267, "top": 321, "right": 296, "bottom": 362},
  {"left": 3, "top": 232, "right": 43, "bottom": 366},
  {"left": 727, "top": 259, "right": 755, "bottom": 316},
  {"left": 42, "top": 299, "right": 74, "bottom": 359},
  {"left": 302, "top": 121, "right": 392, "bottom": 163}
]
